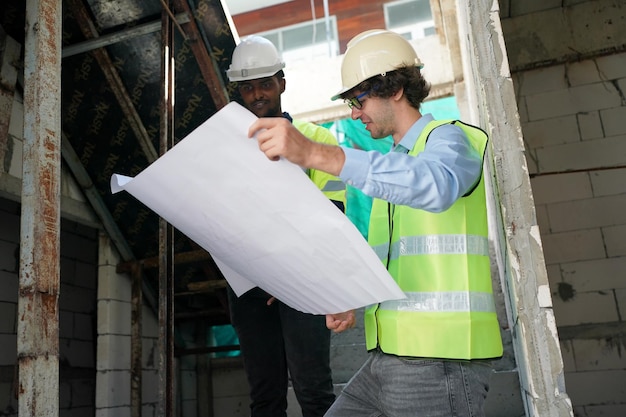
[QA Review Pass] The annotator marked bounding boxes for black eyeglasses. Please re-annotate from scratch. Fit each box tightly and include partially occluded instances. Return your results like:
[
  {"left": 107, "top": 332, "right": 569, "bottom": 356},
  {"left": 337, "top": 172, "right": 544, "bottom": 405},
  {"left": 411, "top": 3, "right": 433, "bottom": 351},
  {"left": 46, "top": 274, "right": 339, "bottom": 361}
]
[{"left": 344, "top": 90, "right": 370, "bottom": 110}]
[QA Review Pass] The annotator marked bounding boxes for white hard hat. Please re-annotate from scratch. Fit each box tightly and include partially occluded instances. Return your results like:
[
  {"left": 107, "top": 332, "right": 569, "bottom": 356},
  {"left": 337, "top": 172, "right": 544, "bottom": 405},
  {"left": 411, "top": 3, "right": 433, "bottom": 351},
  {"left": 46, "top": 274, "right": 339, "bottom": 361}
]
[
  {"left": 227, "top": 35, "right": 286, "bottom": 82},
  {"left": 331, "top": 29, "right": 424, "bottom": 100}
]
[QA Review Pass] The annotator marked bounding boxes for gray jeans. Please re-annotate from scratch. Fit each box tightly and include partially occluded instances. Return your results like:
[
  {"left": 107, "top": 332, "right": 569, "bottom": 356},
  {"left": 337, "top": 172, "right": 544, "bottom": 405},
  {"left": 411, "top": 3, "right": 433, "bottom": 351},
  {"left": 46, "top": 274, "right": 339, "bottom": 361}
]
[{"left": 325, "top": 350, "right": 493, "bottom": 417}]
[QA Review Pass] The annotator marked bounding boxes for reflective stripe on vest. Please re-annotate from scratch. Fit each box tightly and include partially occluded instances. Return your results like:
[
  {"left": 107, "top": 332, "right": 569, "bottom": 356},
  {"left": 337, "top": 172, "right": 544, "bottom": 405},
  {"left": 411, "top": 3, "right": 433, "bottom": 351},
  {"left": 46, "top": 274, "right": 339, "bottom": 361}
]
[
  {"left": 321, "top": 179, "right": 346, "bottom": 192},
  {"left": 380, "top": 291, "right": 496, "bottom": 313},
  {"left": 372, "top": 234, "right": 489, "bottom": 262}
]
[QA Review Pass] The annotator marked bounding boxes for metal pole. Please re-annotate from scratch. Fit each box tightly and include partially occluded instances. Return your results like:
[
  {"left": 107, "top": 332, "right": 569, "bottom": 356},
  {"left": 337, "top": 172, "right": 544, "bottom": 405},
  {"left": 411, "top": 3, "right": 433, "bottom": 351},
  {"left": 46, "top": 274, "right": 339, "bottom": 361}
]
[
  {"left": 18, "top": 0, "right": 62, "bottom": 416},
  {"left": 130, "top": 263, "right": 143, "bottom": 417},
  {"left": 323, "top": 0, "right": 332, "bottom": 57},
  {"left": 158, "top": 1, "right": 176, "bottom": 416}
]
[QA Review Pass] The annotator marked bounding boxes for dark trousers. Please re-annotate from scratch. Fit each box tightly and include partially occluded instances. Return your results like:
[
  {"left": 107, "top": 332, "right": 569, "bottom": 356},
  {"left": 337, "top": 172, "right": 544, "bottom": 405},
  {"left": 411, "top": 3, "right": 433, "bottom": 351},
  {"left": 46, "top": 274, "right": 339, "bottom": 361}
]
[{"left": 227, "top": 286, "right": 335, "bottom": 417}]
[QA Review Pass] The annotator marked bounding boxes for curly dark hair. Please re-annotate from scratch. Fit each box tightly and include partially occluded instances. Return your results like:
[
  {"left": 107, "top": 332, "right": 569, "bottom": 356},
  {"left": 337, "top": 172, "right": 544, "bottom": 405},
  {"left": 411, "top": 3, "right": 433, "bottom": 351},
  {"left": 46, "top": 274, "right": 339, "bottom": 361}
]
[{"left": 341, "top": 65, "right": 431, "bottom": 111}]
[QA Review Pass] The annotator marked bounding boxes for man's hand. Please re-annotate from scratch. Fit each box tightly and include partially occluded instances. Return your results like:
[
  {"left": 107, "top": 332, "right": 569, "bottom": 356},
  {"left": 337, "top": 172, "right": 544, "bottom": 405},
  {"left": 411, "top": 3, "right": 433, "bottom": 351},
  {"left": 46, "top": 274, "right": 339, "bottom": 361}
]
[
  {"left": 248, "top": 117, "right": 345, "bottom": 176},
  {"left": 249, "top": 117, "right": 313, "bottom": 165},
  {"left": 326, "top": 310, "right": 356, "bottom": 333}
]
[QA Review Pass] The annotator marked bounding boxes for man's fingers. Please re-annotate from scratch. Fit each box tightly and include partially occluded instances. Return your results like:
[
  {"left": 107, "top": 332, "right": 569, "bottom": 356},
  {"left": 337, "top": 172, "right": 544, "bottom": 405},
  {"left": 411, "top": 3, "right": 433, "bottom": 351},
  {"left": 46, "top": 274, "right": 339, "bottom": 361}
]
[
  {"left": 256, "top": 134, "right": 281, "bottom": 161},
  {"left": 248, "top": 118, "right": 285, "bottom": 161},
  {"left": 248, "top": 117, "right": 287, "bottom": 139},
  {"left": 326, "top": 312, "right": 356, "bottom": 333},
  {"left": 248, "top": 118, "right": 268, "bottom": 138}
]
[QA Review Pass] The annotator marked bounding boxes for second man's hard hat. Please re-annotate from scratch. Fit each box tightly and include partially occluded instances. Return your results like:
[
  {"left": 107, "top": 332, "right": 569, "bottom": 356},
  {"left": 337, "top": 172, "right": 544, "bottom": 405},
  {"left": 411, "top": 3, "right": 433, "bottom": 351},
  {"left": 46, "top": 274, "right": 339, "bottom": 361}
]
[
  {"left": 227, "top": 35, "right": 286, "bottom": 82},
  {"left": 331, "top": 29, "right": 424, "bottom": 100}
]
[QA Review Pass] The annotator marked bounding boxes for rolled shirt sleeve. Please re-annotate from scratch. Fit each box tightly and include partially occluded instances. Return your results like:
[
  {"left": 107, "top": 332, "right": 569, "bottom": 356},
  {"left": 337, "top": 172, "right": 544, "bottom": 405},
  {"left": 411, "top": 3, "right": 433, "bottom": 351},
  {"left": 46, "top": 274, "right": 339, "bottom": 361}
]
[{"left": 338, "top": 115, "right": 483, "bottom": 213}]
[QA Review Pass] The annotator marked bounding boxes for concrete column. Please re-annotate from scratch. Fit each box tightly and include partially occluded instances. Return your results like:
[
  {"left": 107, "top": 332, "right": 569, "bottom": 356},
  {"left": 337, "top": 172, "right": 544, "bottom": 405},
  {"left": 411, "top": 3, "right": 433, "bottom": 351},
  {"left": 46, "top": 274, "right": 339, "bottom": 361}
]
[{"left": 455, "top": 1, "right": 574, "bottom": 416}]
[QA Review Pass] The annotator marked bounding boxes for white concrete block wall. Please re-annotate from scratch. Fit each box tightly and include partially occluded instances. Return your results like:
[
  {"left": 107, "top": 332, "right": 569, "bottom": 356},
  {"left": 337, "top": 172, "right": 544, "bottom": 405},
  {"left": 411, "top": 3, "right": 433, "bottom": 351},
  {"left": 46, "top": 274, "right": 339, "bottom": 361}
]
[
  {"left": 211, "top": 358, "right": 250, "bottom": 417},
  {"left": 96, "top": 233, "right": 160, "bottom": 416},
  {"left": 0, "top": 196, "right": 102, "bottom": 416},
  {"left": 179, "top": 355, "right": 198, "bottom": 417},
  {"left": 514, "top": 50, "right": 626, "bottom": 415}
]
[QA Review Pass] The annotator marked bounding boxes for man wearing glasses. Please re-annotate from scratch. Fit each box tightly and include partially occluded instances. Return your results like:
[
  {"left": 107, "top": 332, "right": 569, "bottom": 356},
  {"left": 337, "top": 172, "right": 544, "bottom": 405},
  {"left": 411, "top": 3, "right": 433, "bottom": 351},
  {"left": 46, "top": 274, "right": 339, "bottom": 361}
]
[
  {"left": 225, "top": 35, "right": 345, "bottom": 417},
  {"left": 248, "top": 29, "right": 503, "bottom": 417}
]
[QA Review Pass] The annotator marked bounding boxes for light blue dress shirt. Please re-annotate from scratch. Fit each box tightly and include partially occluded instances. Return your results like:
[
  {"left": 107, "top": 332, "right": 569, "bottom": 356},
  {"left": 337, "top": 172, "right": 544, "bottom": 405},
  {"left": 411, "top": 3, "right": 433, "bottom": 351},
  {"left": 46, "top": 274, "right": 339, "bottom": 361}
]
[{"left": 339, "top": 114, "right": 483, "bottom": 213}]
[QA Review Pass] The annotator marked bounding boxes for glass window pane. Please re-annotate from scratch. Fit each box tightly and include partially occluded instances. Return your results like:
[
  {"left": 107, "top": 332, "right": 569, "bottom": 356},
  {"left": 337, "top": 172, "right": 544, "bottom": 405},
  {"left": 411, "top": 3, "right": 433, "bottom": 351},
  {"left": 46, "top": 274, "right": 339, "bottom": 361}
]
[
  {"left": 263, "top": 33, "right": 280, "bottom": 48},
  {"left": 387, "top": 0, "right": 432, "bottom": 28},
  {"left": 283, "top": 21, "right": 330, "bottom": 50},
  {"left": 254, "top": 17, "right": 338, "bottom": 62},
  {"left": 283, "top": 25, "right": 311, "bottom": 50},
  {"left": 424, "top": 26, "right": 436, "bottom": 37}
]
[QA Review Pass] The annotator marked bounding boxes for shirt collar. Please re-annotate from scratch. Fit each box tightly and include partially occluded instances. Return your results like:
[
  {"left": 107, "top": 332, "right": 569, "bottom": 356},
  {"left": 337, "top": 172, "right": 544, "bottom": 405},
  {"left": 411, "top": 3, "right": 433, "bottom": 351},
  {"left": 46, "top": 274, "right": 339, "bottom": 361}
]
[{"left": 394, "top": 113, "right": 435, "bottom": 153}]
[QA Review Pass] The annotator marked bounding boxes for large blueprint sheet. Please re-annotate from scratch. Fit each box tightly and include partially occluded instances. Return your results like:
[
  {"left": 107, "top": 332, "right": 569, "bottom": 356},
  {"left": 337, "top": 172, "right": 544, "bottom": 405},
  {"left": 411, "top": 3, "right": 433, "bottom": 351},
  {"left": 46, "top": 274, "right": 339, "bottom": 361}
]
[{"left": 111, "top": 102, "right": 404, "bottom": 314}]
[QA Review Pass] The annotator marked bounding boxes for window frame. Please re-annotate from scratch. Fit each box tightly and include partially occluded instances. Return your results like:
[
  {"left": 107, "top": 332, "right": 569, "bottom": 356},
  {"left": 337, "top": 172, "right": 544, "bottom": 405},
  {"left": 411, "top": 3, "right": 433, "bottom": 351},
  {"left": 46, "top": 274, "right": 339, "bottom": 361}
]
[
  {"left": 384, "top": 0, "right": 435, "bottom": 40},
  {"left": 254, "top": 15, "right": 340, "bottom": 64}
]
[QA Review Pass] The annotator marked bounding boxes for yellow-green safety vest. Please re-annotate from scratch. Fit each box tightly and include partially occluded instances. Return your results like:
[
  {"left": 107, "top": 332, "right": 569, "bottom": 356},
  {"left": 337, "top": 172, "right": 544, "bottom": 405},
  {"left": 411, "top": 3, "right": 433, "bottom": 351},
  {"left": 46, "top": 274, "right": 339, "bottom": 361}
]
[
  {"left": 293, "top": 119, "right": 346, "bottom": 205},
  {"left": 366, "top": 119, "right": 503, "bottom": 360}
]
